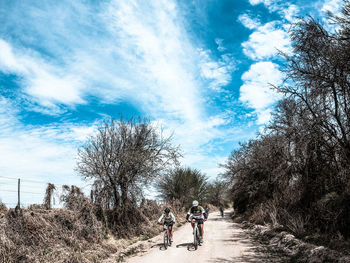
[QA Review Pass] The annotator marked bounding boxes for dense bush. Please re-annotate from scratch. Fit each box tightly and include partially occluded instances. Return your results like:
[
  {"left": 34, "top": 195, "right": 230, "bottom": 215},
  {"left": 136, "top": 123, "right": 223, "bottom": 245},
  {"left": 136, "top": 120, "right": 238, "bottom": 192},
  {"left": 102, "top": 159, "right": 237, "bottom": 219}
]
[
  {"left": 156, "top": 167, "right": 208, "bottom": 207},
  {"left": 223, "top": 1, "right": 350, "bottom": 241}
]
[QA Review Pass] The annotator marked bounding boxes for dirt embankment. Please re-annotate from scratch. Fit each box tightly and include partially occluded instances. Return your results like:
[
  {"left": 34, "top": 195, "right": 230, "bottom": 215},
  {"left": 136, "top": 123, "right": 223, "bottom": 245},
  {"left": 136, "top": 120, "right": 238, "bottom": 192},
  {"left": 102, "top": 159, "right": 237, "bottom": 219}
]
[{"left": 240, "top": 221, "right": 350, "bottom": 263}]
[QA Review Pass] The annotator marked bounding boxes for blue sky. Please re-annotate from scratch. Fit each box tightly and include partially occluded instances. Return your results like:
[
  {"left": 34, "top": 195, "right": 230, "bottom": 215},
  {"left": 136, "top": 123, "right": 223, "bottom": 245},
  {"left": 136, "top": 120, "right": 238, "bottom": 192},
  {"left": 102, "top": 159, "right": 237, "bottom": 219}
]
[{"left": 0, "top": 0, "right": 343, "bottom": 206}]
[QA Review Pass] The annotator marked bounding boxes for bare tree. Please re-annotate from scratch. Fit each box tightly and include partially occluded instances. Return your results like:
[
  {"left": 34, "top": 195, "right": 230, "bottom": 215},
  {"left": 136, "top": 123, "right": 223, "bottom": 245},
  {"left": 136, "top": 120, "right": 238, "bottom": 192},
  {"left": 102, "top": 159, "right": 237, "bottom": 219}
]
[
  {"left": 76, "top": 118, "right": 181, "bottom": 228},
  {"left": 222, "top": 1, "right": 350, "bottom": 240}
]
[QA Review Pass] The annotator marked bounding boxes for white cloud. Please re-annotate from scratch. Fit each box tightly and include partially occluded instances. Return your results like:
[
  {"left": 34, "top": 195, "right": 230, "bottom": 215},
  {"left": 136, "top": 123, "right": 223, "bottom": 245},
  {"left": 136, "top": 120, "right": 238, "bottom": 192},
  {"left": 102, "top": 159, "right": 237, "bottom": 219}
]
[
  {"left": 160, "top": 114, "right": 255, "bottom": 180},
  {"left": 0, "top": 97, "right": 96, "bottom": 205},
  {"left": 282, "top": 4, "right": 299, "bottom": 22},
  {"left": 256, "top": 108, "right": 273, "bottom": 125},
  {"left": 0, "top": 0, "right": 237, "bottom": 124},
  {"left": 242, "top": 21, "right": 291, "bottom": 60},
  {"left": 321, "top": 0, "right": 343, "bottom": 14},
  {"left": 239, "top": 62, "right": 283, "bottom": 124},
  {"left": 103, "top": 0, "right": 204, "bottom": 122},
  {"left": 238, "top": 13, "right": 261, "bottom": 29},
  {"left": 199, "top": 49, "right": 235, "bottom": 91},
  {"left": 248, "top": 0, "right": 299, "bottom": 22},
  {"left": 0, "top": 39, "right": 85, "bottom": 107},
  {"left": 0, "top": 40, "right": 25, "bottom": 72},
  {"left": 249, "top": 0, "right": 271, "bottom": 5},
  {"left": 215, "top": 38, "right": 226, "bottom": 52}
]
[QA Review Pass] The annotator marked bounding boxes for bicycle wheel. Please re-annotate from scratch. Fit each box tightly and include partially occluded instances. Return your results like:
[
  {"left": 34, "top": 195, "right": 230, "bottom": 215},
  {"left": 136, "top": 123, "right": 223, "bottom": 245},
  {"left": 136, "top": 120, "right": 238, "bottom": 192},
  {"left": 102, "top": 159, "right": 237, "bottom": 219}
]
[
  {"left": 164, "top": 231, "right": 168, "bottom": 249},
  {"left": 197, "top": 229, "right": 201, "bottom": 245},
  {"left": 193, "top": 227, "right": 198, "bottom": 250},
  {"left": 168, "top": 232, "right": 172, "bottom": 246}
]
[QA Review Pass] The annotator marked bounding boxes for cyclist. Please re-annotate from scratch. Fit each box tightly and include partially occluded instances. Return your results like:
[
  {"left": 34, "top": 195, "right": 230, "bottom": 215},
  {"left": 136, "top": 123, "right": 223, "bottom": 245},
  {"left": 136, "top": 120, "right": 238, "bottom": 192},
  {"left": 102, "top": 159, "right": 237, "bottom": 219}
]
[
  {"left": 186, "top": 200, "right": 207, "bottom": 243},
  {"left": 204, "top": 205, "right": 210, "bottom": 218},
  {"left": 219, "top": 206, "right": 224, "bottom": 217},
  {"left": 158, "top": 207, "right": 176, "bottom": 241}
]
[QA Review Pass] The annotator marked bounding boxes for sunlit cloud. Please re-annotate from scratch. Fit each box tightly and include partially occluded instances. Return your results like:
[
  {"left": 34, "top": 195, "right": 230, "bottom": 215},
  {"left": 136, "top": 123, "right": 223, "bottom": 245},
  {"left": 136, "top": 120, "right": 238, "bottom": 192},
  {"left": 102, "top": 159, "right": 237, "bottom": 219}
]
[
  {"left": 239, "top": 62, "right": 283, "bottom": 124},
  {"left": 238, "top": 14, "right": 261, "bottom": 29},
  {"left": 242, "top": 21, "right": 291, "bottom": 60},
  {"left": 321, "top": 0, "right": 343, "bottom": 14},
  {"left": 248, "top": 0, "right": 299, "bottom": 22},
  {"left": 0, "top": 97, "right": 96, "bottom": 186}
]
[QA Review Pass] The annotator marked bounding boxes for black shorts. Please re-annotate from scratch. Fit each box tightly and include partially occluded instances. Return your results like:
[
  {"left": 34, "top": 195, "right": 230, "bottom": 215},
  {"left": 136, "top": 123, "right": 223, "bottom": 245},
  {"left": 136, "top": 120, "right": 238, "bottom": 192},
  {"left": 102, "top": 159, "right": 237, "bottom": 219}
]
[
  {"left": 164, "top": 221, "right": 174, "bottom": 227},
  {"left": 193, "top": 218, "right": 204, "bottom": 225}
]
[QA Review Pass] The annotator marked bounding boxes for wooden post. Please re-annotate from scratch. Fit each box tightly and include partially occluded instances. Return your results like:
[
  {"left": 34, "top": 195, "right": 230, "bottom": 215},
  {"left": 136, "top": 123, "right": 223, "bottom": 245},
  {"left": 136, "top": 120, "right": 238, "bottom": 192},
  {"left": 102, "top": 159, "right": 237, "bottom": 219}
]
[{"left": 17, "top": 178, "right": 20, "bottom": 209}]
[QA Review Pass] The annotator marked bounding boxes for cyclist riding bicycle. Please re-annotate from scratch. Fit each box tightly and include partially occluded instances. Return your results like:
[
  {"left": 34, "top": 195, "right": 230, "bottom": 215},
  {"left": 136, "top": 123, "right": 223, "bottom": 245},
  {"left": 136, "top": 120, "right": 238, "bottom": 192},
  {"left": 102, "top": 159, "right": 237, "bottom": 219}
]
[
  {"left": 158, "top": 207, "right": 176, "bottom": 242},
  {"left": 205, "top": 205, "right": 210, "bottom": 218},
  {"left": 186, "top": 200, "right": 207, "bottom": 243},
  {"left": 219, "top": 206, "right": 224, "bottom": 217}
]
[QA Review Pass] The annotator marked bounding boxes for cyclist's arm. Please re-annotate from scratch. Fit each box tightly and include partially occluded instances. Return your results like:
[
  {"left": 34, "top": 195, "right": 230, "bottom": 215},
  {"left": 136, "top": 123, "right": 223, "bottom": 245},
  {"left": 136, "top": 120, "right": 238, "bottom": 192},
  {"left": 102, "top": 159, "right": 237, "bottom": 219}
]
[
  {"left": 157, "top": 213, "right": 164, "bottom": 224},
  {"left": 170, "top": 212, "right": 176, "bottom": 223},
  {"left": 186, "top": 208, "right": 191, "bottom": 221},
  {"left": 200, "top": 207, "right": 208, "bottom": 220}
]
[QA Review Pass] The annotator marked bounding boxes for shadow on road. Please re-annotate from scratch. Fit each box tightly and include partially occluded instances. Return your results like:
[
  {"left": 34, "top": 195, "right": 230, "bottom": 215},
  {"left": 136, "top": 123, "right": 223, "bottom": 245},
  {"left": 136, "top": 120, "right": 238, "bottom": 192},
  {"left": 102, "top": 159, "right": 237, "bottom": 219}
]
[
  {"left": 175, "top": 242, "right": 198, "bottom": 251},
  {"left": 150, "top": 243, "right": 167, "bottom": 250},
  {"left": 208, "top": 232, "right": 288, "bottom": 263}
]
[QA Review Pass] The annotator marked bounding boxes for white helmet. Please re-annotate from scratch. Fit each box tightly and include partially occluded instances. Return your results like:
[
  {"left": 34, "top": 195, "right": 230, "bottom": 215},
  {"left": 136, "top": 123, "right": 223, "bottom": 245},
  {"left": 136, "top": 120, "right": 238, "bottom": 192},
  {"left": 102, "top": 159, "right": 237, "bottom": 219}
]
[{"left": 192, "top": 200, "right": 199, "bottom": 206}]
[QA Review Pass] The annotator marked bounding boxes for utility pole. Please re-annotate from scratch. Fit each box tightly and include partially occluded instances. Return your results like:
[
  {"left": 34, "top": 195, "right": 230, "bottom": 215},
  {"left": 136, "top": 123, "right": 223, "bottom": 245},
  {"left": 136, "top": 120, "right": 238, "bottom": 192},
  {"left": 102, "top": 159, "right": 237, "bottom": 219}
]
[{"left": 17, "top": 178, "right": 20, "bottom": 209}]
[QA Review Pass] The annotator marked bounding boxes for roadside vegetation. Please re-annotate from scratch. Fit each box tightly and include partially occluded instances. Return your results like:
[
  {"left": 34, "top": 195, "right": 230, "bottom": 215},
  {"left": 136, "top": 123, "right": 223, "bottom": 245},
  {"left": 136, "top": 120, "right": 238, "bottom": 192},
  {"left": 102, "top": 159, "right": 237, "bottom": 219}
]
[
  {"left": 222, "top": 0, "right": 350, "bottom": 255},
  {"left": 0, "top": 117, "right": 228, "bottom": 262}
]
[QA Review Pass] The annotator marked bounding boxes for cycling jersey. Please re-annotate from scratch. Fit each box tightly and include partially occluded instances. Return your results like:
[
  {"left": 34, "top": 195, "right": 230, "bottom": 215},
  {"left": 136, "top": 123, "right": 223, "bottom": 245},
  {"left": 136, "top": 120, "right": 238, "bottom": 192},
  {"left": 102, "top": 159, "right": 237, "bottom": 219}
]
[
  {"left": 187, "top": 205, "right": 206, "bottom": 220},
  {"left": 158, "top": 212, "right": 176, "bottom": 224}
]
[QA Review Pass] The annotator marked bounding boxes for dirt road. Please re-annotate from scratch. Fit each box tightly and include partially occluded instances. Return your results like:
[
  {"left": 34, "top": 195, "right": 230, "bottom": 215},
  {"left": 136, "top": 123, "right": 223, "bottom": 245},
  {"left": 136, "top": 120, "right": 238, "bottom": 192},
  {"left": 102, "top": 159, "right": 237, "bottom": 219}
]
[{"left": 125, "top": 211, "right": 268, "bottom": 263}]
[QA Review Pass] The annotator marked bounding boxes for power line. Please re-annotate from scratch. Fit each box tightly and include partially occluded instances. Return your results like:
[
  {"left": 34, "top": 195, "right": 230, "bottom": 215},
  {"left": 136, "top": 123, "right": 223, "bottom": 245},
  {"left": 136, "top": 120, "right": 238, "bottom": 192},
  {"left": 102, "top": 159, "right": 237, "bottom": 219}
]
[
  {"left": 0, "top": 176, "right": 18, "bottom": 181},
  {"left": 0, "top": 182, "right": 16, "bottom": 185},
  {"left": 0, "top": 189, "right": 43, "bottom": 195},
  {"left": 0, "top": 176, "right": 91, "bottom": 189},
  {"left": 0, "top": 179, "right": 69, "bottom": 189},
  {"left": 0, "top": 176, "right": 47, "bottom": 183}
]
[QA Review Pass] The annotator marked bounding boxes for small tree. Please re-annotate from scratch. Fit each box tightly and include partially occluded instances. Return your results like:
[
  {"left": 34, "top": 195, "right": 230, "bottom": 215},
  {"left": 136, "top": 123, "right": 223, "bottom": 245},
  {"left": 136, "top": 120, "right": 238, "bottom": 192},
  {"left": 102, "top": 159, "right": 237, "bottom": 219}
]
[
  {"left": 43, "top": 183, "right": 56, "bottom": 210},
  {"left": 76, "top": 118, "right": 181, "bottom": 229},
  {"left": 206, "top": 180, "right": 229, "bottom": 207},
  {"left": 156, "top": 167, "right": 207, "bottom": 207}
]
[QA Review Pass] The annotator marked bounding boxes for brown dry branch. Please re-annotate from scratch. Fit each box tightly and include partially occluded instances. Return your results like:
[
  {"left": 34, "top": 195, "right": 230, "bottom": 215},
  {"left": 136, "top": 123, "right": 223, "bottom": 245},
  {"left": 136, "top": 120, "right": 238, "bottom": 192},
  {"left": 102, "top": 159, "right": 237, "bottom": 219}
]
[{"left": 43, "top": 183, "right": 56, "bottom": 210}]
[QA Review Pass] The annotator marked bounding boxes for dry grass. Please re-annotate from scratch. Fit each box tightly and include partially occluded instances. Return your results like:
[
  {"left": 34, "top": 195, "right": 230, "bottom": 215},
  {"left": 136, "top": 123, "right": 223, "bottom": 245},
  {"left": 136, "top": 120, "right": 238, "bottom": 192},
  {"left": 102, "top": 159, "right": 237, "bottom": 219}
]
[
  {"left": 0, "top": 206, "right": 114, "bottom": 263},
  {"left": 0, "top": 193, "right": 188, "bottom": 262}
]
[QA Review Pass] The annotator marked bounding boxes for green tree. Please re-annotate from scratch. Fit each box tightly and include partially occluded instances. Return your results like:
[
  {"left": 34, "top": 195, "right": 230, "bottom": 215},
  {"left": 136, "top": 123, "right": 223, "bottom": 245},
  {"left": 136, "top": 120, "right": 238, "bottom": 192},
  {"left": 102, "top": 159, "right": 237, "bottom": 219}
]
[
  {"left": 205, "top": 180, "right": 229, "bottom": 207},
  {"left": 156, "top": 167, "right": 208, "bottom": 207}
]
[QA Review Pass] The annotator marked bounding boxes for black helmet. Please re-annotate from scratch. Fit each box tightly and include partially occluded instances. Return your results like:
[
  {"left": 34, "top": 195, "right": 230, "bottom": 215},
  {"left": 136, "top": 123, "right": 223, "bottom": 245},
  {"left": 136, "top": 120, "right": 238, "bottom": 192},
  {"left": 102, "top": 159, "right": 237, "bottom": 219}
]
[{"left": 164, "top": 207, "right": 170, "bottom": 213}]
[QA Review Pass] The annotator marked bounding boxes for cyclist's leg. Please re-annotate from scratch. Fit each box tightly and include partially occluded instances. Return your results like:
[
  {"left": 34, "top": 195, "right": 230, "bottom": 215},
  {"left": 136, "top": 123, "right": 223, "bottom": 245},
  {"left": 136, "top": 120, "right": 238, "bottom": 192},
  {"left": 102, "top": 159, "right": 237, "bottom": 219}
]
[
  {"left": 198, "top": 219, "right": 204, "bottom": 239},
  {"left": 168, "top": 223, "right": 173, "bottom": 240},
  {"left": 191, "top": 217, "right": 195, "bottom": 228}
]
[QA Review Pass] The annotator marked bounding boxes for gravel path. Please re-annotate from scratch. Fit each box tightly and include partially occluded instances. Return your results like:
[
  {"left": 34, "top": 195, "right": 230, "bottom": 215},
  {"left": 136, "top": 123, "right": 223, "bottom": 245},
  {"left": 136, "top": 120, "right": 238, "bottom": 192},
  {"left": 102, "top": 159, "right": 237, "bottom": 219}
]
[{"left": 125, "top": 211, "right": 268, "bottom": 263}]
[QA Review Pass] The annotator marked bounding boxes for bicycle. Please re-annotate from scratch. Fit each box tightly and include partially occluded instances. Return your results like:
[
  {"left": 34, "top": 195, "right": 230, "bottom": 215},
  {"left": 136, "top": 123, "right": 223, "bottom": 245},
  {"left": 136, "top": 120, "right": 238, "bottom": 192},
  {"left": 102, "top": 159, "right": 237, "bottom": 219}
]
[
  {"left": 190, "top": 219, "right": 201, "bottom": 250},
  {"left": 162, "top": 224, "right": 172, "bottom": 249},
  {"left": 219, "top": 207, "right": 224, "bottom": 218}
]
